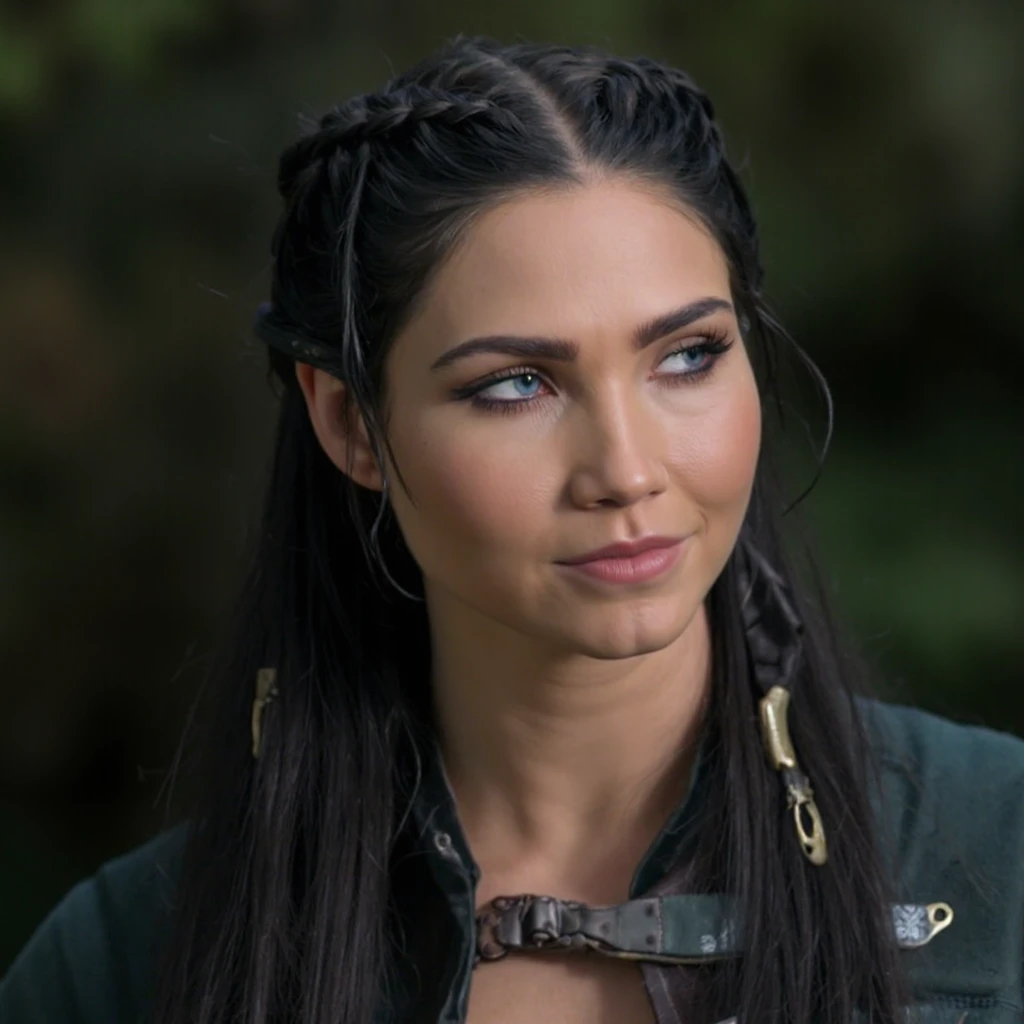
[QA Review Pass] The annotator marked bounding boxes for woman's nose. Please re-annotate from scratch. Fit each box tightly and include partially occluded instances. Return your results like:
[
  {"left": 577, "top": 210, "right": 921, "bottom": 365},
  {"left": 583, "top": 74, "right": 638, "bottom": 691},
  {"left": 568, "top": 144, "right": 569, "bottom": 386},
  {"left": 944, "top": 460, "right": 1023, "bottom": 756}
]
[{"left": 567, "top": 390, "right": 669, "bottom": 510}]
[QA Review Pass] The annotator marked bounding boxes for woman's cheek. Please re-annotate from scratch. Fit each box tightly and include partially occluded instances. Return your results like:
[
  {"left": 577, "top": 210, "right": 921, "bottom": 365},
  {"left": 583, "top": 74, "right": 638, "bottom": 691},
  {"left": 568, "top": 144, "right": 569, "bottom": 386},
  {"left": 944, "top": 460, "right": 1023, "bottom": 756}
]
[
  {"left": 667, "top": 379, "right": 761, "bottom": 514},
  {"left": 390, "top": 425, "right": 557, "bottom": 572}
]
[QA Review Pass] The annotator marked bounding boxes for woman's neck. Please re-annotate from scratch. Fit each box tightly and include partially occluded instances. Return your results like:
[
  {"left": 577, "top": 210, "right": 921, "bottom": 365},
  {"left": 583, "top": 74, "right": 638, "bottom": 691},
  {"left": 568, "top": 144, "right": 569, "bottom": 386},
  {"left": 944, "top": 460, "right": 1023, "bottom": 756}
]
[{"left": 428, "top": 595, "right": 711, "bottom": 898}]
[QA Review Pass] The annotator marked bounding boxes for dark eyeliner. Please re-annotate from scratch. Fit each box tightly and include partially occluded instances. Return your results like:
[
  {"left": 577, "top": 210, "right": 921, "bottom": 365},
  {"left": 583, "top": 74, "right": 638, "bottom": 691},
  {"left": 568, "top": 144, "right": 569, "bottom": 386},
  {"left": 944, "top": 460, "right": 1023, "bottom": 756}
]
[
  {"left": 657, "top": 332, "right": 734, "bottom": 385},
  {"left": 450, "top": 365, "right": 546, "bottom": 403},
  {"left": 458, "top": 329, "right": 735, "bottom": 413}
]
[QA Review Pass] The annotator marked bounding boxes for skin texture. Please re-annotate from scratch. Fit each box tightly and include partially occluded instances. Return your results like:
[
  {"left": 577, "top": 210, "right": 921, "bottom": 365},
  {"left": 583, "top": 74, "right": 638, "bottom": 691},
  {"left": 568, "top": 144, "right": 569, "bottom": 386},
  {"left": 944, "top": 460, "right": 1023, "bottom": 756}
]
[{"left": 296, "top": 176, "right": 761, "bottom": 901}]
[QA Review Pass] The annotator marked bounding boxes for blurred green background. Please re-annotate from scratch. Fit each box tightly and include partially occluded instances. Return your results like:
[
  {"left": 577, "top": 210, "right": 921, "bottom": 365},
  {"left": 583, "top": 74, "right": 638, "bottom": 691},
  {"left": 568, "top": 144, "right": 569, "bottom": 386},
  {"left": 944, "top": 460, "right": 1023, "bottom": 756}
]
[{"left": 1, "top": 0, "right": 1022, "bottom": 974}]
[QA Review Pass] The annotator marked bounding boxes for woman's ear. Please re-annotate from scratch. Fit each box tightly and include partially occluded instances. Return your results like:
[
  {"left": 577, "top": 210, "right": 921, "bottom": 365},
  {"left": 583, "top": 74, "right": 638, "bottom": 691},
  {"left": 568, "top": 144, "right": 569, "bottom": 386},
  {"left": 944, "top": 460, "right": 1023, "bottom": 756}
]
[{"left": 294, "top": 362, "right": 383, "bottom": 492}]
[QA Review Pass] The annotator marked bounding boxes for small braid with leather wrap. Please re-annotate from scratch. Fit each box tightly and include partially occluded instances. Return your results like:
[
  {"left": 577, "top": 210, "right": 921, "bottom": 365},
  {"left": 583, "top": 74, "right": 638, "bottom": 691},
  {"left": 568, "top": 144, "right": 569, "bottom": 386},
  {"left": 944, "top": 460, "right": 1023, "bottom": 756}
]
[{"left": 737, "top": 536, "right": 829, "bottom": 866}]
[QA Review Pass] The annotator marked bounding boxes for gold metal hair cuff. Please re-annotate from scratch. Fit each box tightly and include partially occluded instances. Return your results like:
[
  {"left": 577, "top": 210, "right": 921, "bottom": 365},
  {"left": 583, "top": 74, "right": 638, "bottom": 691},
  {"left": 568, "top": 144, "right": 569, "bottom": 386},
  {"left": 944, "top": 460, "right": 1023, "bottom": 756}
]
[
  {"left": 759, "top": 685, "right": 828, "bottom": 866},
  {"left": 251, "top": 667, "right": 279, "bottom": 758}
]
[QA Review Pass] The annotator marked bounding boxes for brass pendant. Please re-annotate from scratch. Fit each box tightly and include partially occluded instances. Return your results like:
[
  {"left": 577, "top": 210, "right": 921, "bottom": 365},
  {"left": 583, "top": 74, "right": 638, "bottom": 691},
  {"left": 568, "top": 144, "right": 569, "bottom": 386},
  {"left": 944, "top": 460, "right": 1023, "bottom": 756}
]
[
  {"left": 251, "top": 667, "right": 279, "bottom": 758},
  {"left": 759, "top": 685, "right": 828, "bottom": 866}
]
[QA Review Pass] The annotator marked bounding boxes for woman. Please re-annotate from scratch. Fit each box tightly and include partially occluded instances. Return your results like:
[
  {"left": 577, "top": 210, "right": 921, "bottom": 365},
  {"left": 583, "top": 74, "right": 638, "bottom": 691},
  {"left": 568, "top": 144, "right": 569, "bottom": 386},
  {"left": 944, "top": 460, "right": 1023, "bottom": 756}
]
[{"left": 3, "top": 35, "right": 1023, "bottom": 1024}]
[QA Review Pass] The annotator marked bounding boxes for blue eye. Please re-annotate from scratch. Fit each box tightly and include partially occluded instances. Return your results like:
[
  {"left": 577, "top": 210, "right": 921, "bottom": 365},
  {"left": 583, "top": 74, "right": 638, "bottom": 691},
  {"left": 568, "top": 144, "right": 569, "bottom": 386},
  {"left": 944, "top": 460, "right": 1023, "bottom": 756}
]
[
  {"left": 479, "top": 372, "right": 543, "bottom": 401},
  {"left": 661, "top": 346, "right": 712, "bottom": 374}
]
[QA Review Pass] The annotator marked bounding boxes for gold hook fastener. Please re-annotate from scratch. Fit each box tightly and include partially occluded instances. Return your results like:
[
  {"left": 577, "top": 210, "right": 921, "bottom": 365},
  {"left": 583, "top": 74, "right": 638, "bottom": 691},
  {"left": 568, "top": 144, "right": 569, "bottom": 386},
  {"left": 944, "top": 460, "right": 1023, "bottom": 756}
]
[
  {"left": 759, "top": 685, "right": 828, "bottom": 866},
  {"left": 251, "top": 667, "right": 279, "bottom": 758}
]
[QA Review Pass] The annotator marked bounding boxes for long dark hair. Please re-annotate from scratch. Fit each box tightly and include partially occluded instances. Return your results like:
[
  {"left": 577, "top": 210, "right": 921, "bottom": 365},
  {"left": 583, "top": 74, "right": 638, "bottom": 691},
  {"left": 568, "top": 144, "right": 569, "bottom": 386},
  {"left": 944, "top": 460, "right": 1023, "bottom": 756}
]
[{"left": 152, "top": 35, "right": 904, "bottom": 1024}]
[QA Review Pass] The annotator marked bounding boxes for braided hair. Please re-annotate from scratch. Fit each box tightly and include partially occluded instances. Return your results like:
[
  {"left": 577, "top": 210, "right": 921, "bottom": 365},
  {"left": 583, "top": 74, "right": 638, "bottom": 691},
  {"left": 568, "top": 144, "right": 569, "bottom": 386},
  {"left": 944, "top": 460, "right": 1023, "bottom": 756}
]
[{"left": 153, "top": 35, "right": 904, "bottom": 1024}]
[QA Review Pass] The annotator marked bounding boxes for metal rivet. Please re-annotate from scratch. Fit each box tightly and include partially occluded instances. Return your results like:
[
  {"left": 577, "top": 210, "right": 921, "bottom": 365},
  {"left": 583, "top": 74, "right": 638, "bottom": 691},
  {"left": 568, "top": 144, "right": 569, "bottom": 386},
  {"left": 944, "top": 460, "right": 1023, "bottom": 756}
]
[
  {"left": 646, "top": 933, "right": 656, "bottom": 946},
  {"left": 434, "top": 831, "right": 452, "bottom": 852},
  {"left": 599, "top": 922, "right": 610, "bottom": 934},
  {"left": 644, "top": 903, "right": 655, "bottom": 917}
]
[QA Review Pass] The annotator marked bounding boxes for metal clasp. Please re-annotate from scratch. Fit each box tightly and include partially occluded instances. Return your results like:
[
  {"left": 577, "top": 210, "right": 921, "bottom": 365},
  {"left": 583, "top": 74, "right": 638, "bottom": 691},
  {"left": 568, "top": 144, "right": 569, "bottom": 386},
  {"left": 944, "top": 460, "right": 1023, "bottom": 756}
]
[
  {"left": 475, "top": 894, "right": 589, "bottom": 965},
  {"left": 759, "top": 686, "right": 829, "bottom": 866},
  {"left": 786, "top": 772, "right": 828, "bottom": 866}
]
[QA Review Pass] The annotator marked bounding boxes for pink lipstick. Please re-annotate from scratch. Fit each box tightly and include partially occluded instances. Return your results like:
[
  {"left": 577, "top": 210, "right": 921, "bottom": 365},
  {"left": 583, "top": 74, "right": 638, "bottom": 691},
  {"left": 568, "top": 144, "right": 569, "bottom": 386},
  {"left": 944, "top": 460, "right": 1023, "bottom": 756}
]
[{"left": 556, "top": 535, "right": 685, "bottom": 584}]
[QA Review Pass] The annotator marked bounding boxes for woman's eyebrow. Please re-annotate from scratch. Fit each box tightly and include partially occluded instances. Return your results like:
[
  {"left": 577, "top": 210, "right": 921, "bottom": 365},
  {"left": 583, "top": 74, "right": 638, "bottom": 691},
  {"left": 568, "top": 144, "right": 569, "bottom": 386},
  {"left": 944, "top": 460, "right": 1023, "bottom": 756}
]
[{"left": 428, "top": 296, "right": 734, "bottom": 371}]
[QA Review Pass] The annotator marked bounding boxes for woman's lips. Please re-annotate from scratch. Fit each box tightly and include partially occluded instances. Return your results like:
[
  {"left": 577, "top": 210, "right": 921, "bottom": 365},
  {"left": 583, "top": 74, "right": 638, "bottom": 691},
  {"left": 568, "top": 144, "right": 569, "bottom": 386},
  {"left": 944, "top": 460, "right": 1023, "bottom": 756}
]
[{"left": 556, "top": 538, "right": 685, "bottom": 584}]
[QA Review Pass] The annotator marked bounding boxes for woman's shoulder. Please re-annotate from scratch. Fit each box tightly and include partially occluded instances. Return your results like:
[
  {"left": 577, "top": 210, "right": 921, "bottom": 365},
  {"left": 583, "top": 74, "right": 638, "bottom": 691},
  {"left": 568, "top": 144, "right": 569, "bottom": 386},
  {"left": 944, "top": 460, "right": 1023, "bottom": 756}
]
[
  {"left": 859, "top": 697, "right": 1024, "bottom": 855},
  {"left": 859, "top": 696, "right": 1024, "bottom": 798},
  {"left": 0, "top": 823, "right": 189, "bottom": 1024},
  {"left": 858, "top": 699, "right": 1024, "bottom": 1013}
]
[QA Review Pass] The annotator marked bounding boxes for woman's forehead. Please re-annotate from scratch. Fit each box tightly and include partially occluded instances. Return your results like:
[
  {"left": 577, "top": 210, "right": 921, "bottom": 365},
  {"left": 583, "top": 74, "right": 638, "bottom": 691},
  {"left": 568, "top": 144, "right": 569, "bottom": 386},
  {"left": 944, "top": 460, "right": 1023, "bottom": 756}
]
[{"left": 401, "top": 179, "right": 733, "bottom": 355}]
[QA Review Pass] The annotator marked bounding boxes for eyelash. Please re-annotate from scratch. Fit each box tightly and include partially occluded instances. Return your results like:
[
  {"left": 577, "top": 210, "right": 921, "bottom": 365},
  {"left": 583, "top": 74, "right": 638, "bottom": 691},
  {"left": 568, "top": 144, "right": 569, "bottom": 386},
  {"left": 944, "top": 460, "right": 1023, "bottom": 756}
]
[{"left": 456, "top": 330, "right": 735, "bottom": 415}]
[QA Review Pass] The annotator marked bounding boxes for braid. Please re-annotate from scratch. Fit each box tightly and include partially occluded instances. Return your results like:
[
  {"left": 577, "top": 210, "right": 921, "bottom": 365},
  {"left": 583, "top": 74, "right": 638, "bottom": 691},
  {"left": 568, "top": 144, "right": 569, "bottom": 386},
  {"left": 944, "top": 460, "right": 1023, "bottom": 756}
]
[
  {"left": 276, "top": 84, "right": 520, "bottom": 202},
  {"left": 512, "top": 45, "right": 763, "bottom": 292},
  {"left": 627, "top": 61, "right": 759, "bottom": 254},
  {"left": 737, "top": 534, "right": 830, "bottom": 866},
  {"left": 325, "top": 86, "right": 510, "bottom": 145},
  {"left": 737, "top": 536, "right": 805, "bottom": 697}
]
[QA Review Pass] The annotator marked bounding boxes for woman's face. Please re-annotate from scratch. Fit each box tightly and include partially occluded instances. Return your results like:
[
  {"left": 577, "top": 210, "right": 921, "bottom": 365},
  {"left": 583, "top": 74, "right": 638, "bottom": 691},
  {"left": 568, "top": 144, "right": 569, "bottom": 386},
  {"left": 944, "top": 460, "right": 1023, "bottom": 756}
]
[{"left": 380, "top": 177, "right": 761, "bottom": 660}]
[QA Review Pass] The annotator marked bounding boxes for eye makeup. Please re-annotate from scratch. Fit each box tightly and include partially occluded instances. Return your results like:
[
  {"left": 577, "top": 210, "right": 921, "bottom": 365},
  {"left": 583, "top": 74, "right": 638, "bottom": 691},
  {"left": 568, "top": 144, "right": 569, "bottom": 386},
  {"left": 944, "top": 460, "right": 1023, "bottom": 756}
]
[{"left": 452, "top": 328, "right": 735, "bottom": 415}]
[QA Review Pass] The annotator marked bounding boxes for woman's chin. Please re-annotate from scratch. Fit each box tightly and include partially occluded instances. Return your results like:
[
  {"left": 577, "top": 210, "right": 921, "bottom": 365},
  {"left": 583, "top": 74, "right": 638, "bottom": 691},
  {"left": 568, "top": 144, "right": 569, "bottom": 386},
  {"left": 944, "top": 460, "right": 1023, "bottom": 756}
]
[{"left": 551, "top": 609, "right": 694, "bottom": 661}]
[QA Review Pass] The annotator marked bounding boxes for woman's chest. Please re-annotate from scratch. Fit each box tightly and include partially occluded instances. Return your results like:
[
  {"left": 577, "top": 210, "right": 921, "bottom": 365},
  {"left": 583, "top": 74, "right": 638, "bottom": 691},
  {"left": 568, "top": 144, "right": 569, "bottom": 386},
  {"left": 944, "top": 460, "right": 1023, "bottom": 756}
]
[{"left": 465, "top": 956, "right": 656, "bottom": 1024}]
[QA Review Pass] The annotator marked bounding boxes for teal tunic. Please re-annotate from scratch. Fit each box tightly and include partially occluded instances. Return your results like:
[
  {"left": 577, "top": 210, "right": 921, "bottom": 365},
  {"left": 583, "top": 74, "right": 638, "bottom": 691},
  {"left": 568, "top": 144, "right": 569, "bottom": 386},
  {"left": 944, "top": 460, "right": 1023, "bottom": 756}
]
[{"left": 3, "top": 700, "right": 1024, "bottom": 1023}]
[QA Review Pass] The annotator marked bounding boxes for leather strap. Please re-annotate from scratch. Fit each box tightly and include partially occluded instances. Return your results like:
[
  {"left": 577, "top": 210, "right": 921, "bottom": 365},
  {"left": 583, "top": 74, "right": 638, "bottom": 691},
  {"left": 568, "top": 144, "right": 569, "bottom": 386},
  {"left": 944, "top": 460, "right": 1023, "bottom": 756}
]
[
  {"left": 474, "top": 893, "right": 953, "bottom": 967},
  {"left": 475, "top": 893, "right": 739, "bottom": 966}
]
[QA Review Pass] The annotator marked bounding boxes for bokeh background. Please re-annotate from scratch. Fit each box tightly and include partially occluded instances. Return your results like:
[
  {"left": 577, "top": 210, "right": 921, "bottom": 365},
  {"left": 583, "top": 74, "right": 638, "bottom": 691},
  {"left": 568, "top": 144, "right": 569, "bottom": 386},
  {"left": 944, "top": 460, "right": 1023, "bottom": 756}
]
[{"left": 2, "top": 0, "right": 1022, "bottom": 973}]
